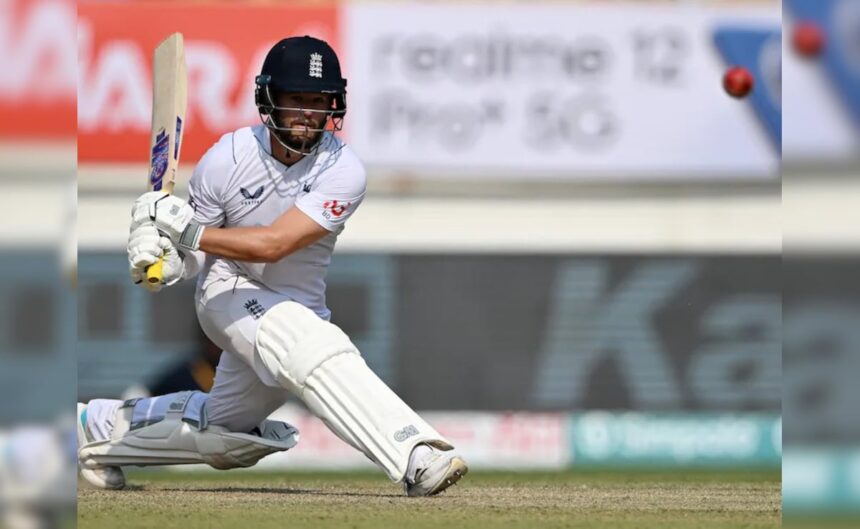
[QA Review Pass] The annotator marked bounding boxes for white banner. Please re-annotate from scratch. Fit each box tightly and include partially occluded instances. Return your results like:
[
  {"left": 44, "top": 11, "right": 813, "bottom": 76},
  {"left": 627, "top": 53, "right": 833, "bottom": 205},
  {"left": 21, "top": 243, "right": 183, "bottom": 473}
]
[
  {"left": 783, "top": 37, "right": 857, "bottom": 162},
  {"left": 249, "top": 405, "right": 570, "bottom": 471},
  {"left": 343, "top": 3, "right": 780, "bottom": 180},
  {"left": 782, "top": 6, "right": 860, "bottom": 163}
]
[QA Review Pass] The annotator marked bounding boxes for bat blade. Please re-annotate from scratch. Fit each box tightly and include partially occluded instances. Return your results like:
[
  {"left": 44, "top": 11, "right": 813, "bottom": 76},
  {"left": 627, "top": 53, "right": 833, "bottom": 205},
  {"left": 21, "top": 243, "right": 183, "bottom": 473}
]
[{"left": 146, "top": 32, "right": 188, "bottom": 284}]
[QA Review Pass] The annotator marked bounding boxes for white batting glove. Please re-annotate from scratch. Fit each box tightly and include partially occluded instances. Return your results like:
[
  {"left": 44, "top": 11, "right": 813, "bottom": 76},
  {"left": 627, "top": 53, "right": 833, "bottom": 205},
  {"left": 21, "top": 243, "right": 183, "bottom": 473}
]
[
  {"left": 128, "top": 224, "right": 163, "bottom": 269},
  {"left": 130, "top": 191, "right": 167, "bottom": 230},
  {"left": 128, "top": 225, "right": 185, "bottom": 292},
  {"left": 130, "top": 191, "right": 204, "bottom": 251}
]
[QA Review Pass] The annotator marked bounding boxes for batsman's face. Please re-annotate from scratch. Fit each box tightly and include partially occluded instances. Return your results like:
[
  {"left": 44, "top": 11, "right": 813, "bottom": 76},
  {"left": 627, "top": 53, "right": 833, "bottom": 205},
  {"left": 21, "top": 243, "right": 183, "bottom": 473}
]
[{"left": 273, "top": 92, "right": 333, "bottom": 144}]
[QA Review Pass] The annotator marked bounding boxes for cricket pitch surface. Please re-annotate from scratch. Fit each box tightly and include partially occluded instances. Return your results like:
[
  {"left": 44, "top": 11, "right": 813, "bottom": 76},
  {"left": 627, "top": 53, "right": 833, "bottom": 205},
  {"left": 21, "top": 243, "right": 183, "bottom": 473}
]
[{"left": 78, "top": 469, "right": 780, "bottom": 529}]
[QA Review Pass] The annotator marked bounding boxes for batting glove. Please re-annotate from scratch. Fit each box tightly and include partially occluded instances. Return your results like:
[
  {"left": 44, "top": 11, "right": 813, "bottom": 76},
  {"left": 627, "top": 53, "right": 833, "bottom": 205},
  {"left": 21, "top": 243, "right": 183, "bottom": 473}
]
[
  {"left": 128, "top": 224, "right": 185, "bottom": 292},
  {"left": 131, "top": 191, "right": 204, "bottom": 251}
]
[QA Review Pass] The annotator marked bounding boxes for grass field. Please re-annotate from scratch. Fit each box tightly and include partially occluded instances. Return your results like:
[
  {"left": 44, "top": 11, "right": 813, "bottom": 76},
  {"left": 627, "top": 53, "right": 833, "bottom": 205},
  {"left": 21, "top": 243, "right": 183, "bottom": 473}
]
[{"left": 77, "top": 468, "right": 781, "bottom": 529}]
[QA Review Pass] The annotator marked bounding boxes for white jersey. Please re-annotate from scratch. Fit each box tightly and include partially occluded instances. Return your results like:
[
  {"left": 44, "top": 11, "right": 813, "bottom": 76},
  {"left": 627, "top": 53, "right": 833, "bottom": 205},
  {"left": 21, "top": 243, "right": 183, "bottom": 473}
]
[{"left": 188, "top": 125, "right": 366, "bottom": 319}]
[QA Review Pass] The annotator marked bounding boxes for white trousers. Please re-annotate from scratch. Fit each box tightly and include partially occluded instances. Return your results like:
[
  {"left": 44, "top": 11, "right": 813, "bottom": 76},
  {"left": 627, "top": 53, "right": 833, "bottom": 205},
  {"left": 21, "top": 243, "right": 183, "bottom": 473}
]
[
  {"left": 197, "top": 275, "right": 309, "bottom": 433},
  {"left": 85, "top": 272, "right": 450, "bottom": 481}
]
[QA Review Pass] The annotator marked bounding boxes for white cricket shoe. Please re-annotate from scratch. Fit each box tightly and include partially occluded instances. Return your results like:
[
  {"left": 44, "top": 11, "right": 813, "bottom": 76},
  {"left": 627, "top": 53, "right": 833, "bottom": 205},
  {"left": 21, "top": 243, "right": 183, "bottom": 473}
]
[
  {"left": 404, "top": 446, "right": 468, "bottom": 497},
  {"left": 76, "top": 403, "right": 125, "bottom": 490}
]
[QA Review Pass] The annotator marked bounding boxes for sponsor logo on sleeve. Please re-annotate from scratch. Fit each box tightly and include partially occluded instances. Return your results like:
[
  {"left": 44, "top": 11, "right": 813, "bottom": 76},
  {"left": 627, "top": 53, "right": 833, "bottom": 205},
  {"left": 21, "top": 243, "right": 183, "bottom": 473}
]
[{"left": 322, "top": 200, "right": 350, "bottom": 220}]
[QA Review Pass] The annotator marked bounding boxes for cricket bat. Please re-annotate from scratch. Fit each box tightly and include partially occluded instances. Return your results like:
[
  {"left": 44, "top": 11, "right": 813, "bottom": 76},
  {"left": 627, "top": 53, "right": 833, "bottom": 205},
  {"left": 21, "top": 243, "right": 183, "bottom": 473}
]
[{"left": 145, "top": 32, "right": 188, "bottom": 284}]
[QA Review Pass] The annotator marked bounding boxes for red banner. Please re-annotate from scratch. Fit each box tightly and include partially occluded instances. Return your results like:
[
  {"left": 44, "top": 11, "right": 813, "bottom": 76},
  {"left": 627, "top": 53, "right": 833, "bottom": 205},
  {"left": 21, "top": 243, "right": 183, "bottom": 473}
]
[
  {"left": 0, "top": 0, "right": 77, "bottom": 139},
  {"left": 77, "top": 1, "right": 340, "bottom": 163}
]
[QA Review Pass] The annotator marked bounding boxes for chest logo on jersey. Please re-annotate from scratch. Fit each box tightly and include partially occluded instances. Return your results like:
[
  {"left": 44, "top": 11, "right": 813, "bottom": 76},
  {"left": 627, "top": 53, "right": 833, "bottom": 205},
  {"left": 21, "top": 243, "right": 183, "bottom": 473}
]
[
  {"left": 239, "top": 185, "right": 265, "bottom": 205},
  {"left": 322, "top": 200, "right": 351, "bottom": 220}
]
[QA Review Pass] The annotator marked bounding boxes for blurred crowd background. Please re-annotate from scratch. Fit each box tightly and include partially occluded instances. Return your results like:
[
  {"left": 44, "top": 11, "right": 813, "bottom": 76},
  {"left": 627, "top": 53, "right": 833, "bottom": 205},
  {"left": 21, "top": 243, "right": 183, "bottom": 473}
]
[{"left": 0, "top": 0, "right": 856, "bottom": 527}]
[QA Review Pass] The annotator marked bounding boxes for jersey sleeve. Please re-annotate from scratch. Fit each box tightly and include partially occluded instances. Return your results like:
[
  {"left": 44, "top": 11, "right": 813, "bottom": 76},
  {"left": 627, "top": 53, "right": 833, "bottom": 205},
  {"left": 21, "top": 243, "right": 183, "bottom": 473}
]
[
  {"left": 187, "top": 134, "right": 235, "bottom": 227},
  {"left": 294, "top": 156, "right": 367, "bottom": 232}
]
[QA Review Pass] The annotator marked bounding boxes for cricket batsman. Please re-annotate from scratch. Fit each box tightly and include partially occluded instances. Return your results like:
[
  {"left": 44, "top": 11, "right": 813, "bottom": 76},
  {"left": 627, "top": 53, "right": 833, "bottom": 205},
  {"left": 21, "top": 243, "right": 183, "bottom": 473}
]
[{"left": 77, "top": 36, "right": 468, "bottom": 497}]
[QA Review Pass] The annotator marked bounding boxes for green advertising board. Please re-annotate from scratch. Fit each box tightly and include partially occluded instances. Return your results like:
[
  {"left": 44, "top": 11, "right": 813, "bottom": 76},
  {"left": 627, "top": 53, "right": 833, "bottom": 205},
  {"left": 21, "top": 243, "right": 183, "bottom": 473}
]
[{"left": 570, "top": 412, "right": 782, "bottom": 468}]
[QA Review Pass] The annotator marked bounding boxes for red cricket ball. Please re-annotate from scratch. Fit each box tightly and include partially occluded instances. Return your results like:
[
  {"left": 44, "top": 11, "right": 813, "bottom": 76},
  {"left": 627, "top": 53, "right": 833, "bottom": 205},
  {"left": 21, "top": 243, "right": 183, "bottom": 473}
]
[
  {"left": 793, "top": 21, "right": 826, "bottom": 59},
  {"left": 723, "top": 66, "right": 754, "bottom": 99}
]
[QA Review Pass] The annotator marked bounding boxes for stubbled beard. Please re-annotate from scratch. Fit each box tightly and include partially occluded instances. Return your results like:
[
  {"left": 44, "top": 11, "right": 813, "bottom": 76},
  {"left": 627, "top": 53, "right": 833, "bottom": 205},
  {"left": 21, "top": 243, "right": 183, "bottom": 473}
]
[
  {"left": 284, "top": 128, "right": 322, "bottom": 151},
  {"left": 274, "top": 113, "right": 327, "bottom": 153}
]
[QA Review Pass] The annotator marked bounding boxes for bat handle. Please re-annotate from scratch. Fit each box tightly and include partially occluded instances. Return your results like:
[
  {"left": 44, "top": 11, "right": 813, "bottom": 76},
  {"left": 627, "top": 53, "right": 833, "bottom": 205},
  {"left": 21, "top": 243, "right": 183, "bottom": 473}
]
[{"left": 146, "top": 255, "right": 165, "bottom": 284}]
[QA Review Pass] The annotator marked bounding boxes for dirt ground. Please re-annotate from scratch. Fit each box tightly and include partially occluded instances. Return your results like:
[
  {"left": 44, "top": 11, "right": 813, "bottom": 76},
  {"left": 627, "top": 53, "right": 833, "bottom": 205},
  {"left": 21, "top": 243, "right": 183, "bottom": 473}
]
[{"left": 77, "top": 469, "right": 781, "bottom": 529}]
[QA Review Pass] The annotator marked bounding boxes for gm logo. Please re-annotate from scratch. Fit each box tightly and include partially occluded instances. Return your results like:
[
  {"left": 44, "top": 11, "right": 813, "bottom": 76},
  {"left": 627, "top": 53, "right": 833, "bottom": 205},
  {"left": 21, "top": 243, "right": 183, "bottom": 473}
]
[
  {"left": 713, "top": 27, "right": 782, "bottom": 151},
  {"left": 394, "top": 425, "right": 419, "bottom": 442}
]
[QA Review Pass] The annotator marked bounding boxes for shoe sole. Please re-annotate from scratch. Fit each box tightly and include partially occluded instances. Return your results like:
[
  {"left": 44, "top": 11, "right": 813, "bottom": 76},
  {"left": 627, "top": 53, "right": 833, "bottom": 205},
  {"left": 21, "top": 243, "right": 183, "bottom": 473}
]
[
  {"left": 77, "top": 402, "right": 125, "bottom": 490},
  {"left": 424, "top": 456, "right": 469, "bottom": 496}
]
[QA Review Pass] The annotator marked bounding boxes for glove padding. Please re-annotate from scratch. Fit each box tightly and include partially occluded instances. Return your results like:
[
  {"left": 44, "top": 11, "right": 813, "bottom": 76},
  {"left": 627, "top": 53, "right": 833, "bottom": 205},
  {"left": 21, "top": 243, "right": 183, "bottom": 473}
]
[
  {"left": 131, "top": 191, "right": 195, "bottom": 245},
  {"left": 128, "top": 224, "right": 185, "bottom": 292}
]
